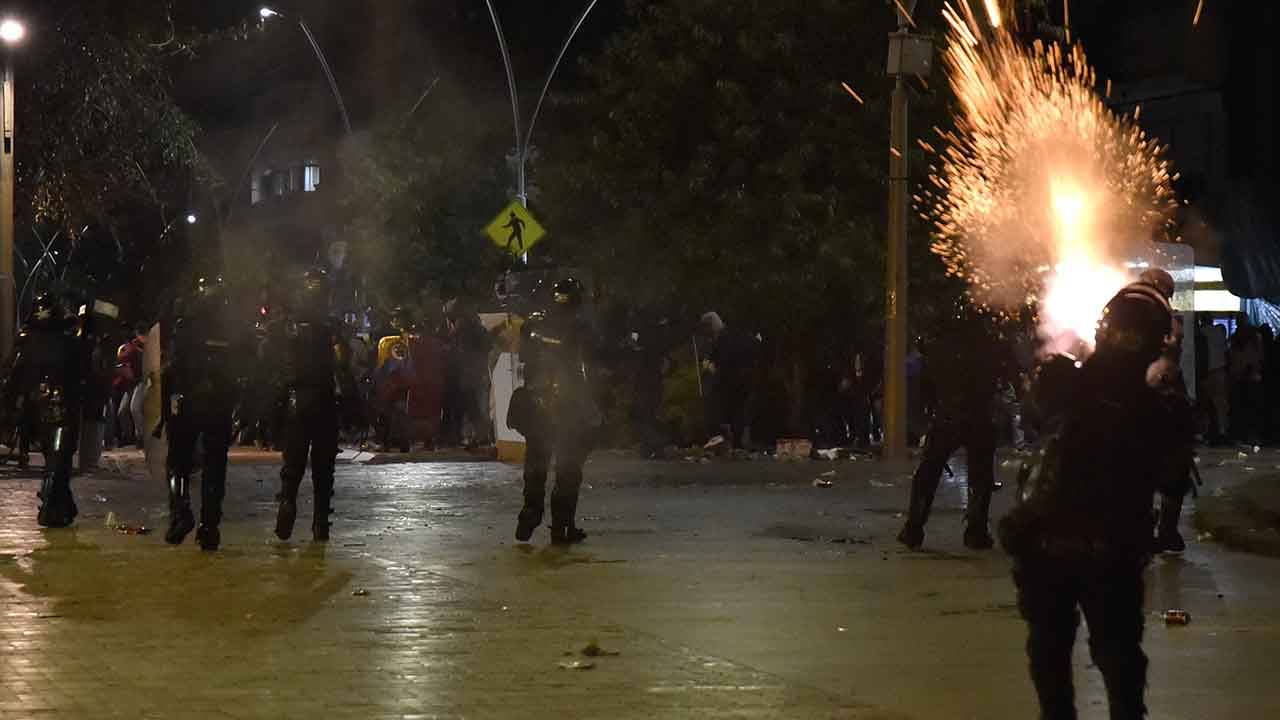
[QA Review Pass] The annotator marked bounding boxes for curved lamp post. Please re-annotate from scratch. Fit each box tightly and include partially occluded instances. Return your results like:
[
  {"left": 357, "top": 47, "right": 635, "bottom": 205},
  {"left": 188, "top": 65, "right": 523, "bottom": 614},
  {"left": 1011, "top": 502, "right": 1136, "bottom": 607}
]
[
  {"left": 483, "top": 0, "right": 602, "bottom": 209},
  {"left": 259, "top": 7, "right": 352, "bottom": 135}
]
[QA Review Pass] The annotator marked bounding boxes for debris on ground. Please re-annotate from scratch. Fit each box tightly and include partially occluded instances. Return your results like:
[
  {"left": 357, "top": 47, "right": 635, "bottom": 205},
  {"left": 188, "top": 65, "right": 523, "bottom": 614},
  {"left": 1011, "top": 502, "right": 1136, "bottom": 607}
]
[
  {"left": 1163, "top": 610, "right": 1191, "bottom": 626},
  {"left": 557, "top": 660, "right": 595, "bottom": 670},
  {"left": 813, "top": 477, "right": 834, "bottom": 488},
  {"left": 581, "top": 639, "right": 620, "bottom": 657},
  {"left": 815, "top": 448, "right": 840, "bottom": 461},
  {"left": 351, "top": 588, "right": 369, "bottom": 597},
  {"left": 776, "top": 438, "right": 813, "bottom": 460},
  {"left": 104, "top": 512, "right": 118, "bottom": 528},
  {"left": 113, "top": 524, "right": 151, "bottom": 535},
  {"left": 94, "top": 495, "right": 109, "bottom": 503}
]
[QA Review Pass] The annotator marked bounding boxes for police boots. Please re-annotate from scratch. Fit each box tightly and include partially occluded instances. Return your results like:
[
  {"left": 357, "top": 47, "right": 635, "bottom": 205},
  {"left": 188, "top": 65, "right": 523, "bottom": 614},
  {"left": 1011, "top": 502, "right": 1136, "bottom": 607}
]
[
  {"left": 165, "top": 475, "right": 196, "bottom": 545},
  {"left": 963, "top": 481, "right": 995, "bottom": 550},
  {"left": 194, "top": 477, "right": 224, "bottom": 551},
  {"left": 516, "top": 468, "right": 547, "bottom": 542},
  {"left": 896, "top": 480, "right": 936, "bottom": 550},
  {"left": 36, "top": 474, "right": 77, "bottom": 528},
  {"left": 275, "top": 476, "right": 301, "bottom": 541},
  {"left": 312, "top": 478, "right": 333, "bottom": 542},
  {"left": 548, "top": 489, "right": 587, "bottom": 545}
]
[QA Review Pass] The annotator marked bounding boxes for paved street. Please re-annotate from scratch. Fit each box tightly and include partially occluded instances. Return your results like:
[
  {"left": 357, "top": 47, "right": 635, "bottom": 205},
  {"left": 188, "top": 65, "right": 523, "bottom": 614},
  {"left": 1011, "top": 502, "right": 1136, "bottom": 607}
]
[{"left": 2, "top": 449, "right": 1278, "bottom": 719}]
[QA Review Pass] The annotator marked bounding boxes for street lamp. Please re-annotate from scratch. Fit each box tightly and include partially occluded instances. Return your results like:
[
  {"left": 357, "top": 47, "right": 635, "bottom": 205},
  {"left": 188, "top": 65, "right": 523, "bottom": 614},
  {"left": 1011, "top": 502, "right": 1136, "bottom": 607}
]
[
  {"left": 0, "top": 16, "right": 24, "bottom": 361},
  {"left": 258, "top": 7, "right": 352, "bottom": 135},
  {"left": 0, "top": 19, "right": 24, "bottom": 44},
  {"left": 160, "top": 212, "right": 199, "bottom": 243},
  {"left": 484, "top": 0, "right": 602, "bottom": 210}
]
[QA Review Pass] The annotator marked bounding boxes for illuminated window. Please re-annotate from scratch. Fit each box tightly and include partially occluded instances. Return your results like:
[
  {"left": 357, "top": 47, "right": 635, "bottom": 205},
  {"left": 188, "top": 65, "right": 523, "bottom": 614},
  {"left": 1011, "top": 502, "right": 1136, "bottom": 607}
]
[{"left": 304, "top": 164, "right": 321, "bottom": 192}]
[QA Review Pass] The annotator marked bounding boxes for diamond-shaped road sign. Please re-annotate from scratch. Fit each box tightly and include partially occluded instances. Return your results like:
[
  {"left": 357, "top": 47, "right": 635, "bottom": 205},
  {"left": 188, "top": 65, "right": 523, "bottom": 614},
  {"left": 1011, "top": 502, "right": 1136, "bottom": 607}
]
[{"left": 485, "top": 201, "right": 547, "bottom": 257}]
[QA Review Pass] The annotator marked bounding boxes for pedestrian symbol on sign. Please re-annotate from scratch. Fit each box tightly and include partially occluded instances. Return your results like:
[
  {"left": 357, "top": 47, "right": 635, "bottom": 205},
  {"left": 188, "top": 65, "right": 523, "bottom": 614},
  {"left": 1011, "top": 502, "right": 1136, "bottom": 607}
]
[
  {"left": 503, "top": 211, "right": 526, "bottom": 254},
  {"left": 485, "top": 201, "right": 547, "bottom": 257}
]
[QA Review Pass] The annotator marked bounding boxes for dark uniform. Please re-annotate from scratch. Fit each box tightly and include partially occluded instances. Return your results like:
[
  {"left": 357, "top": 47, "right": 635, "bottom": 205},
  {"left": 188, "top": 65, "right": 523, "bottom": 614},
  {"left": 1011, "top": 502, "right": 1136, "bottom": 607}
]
[
  {"left": 1138, "top": 269, "right": 1197, "bottom": 554},
  {"left": 898, "top": 310, "right": 1014, "bottom": 550},
  {"left": 161, "top": 276, "right": 238, "bottom": 551},
  {"left": 1000, "top": 282, "right": 1184, "bottom": 720},
  {"left": 272, "top": 268, "right": 356, "bottom": 542},
  {"left": 511, "top": 278, "right": 598, "bottom": 545},
  {"left": 5, "top": 293, "right": 83, "bottom": 527},
  {"left": 77, "top": 299, "right": 124, "bottom": 470}
]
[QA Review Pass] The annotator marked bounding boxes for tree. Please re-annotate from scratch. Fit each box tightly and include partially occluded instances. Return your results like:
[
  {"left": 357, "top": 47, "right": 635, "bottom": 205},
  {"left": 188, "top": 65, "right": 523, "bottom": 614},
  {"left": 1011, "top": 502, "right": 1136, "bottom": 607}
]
[
  {"left": 344, "top": 78, "right": 512, "bottom": 322},
  {"left": 541, "top": 0, "right": 955, "bottom": 435},
  {"left": 12, "top": 0, "right": 217, "bottom": 318}
]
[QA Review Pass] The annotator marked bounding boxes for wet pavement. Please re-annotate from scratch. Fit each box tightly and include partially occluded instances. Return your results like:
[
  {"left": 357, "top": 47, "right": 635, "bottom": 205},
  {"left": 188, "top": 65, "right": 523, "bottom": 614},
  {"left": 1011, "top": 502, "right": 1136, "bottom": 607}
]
[{"left": 1, "top": 449, "right": 1278, "bottom": 718}]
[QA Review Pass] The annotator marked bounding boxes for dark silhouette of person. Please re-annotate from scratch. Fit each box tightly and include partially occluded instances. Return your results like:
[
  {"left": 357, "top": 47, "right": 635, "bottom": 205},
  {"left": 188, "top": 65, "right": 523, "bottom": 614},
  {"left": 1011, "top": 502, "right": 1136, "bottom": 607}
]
[{"left": 504, "top": 212, "right": 526, "bottom": 254}]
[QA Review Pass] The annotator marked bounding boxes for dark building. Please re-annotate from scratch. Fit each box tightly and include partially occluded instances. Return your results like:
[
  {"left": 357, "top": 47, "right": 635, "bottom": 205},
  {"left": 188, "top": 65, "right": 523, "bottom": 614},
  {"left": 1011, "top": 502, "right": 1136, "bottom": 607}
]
[{"left": 1075, "top": 0, "right": 1278, "bottom": 285}]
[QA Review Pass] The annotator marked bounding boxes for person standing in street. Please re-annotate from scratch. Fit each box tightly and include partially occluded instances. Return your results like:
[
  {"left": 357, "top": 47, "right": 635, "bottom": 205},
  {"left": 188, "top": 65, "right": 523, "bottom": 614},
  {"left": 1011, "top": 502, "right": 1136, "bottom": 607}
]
[
  {"left": 510, "top": 277, "right": 599, "bottom": 544},
  {"left": 1138, "top": 269, "right": 1197, "bottom": 553},
  {"left": 699, "top": 311, "right": 758, "bottom": 450},
  {"left": 5, "top": 293, "right": 83, "bottom": 527},
  {"left": 1203, "top": 322, "right": 1229, "bottom": 444},
  {"left": 1000, "top": 282, "right": 1186, "bottom": 719},
  {"left": 160, "top": 275, "right": 239, "bottom": 551},
  {"left": 897, "top": 306, "right": 1014, "bottom": 550},
  {"left": 271, "top": 268, "right": 357, "bottom": 543}
]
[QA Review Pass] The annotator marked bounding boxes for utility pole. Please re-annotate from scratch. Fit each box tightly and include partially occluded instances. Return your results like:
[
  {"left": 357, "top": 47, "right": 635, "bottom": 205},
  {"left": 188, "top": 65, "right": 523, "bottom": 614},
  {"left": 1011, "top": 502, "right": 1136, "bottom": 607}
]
[
  {"left": 0, "top": 53, "right": 17, "bottom": 360},
  {"left": 883, "top": 1, "right": 931, "bottom": 460}
]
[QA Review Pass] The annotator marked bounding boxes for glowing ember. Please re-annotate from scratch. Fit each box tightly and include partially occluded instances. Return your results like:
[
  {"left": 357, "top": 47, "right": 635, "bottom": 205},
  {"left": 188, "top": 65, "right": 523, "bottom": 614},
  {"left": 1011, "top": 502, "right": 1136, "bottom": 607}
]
[{"left": 923, "top": 0, "right": 1179, "bottom": 354}]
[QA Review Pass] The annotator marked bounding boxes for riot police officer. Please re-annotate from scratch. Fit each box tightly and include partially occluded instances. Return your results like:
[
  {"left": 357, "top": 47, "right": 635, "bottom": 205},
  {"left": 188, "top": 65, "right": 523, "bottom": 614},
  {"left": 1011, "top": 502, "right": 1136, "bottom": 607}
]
[
  {"left": 510, "top": 277, "right": 599, "bottom": 544},
  {"left": 898, "top": 306, "right": 1015, "bottom": 550},
  {"left": 160, "top": 275, "right": 239, "bottom": 551},
  {"left": 1000, "top": 282, "right": 1184, "bottom": 720},
  {"left": 5, "top": 293, "right": 82, "bottom": 527},
  {"left": 272, "top": 268, "right": 356, "bottom": 542},
  {"left": 77, "top": 298, "right": 124, "bottom": 471},
  {"left": 1138, "top": 269, "right": 1197, "bottom": 553}
]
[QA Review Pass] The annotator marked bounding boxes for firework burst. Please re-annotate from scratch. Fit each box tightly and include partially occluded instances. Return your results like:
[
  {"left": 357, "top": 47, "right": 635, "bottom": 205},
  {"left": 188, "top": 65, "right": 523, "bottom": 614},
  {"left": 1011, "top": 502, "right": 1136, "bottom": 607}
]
[{"left": 921, "top": 1, "right": 1180, "bottom": 351}]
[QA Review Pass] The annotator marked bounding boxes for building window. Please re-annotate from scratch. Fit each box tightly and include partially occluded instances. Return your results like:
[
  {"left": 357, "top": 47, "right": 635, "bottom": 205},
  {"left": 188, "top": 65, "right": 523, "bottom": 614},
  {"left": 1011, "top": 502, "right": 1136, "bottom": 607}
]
[
  {"left": 289, "top": 166, "right": 304, "bottom": 194},
  {"left": 304, "top": 164, "right": 321, "bottom": 192},
  {"left": 250, "top": 175, "right": 262, "bottom": 206},
  {"left": 272, "top": 171, "right": 287, "bottom": 197}
]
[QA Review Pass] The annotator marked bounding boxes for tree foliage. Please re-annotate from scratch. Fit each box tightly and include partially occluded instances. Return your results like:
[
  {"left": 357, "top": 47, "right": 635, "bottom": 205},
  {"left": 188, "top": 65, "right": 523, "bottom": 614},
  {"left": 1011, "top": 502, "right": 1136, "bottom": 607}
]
[
  {"left": 543, "top": 0, "right": 955, "bottom": 378},
  {"left": 13, "top": 0, "right": 216, "bottom": 315},
  {"left": 344, "top": 80, "right": 512, "bottom": 321}
]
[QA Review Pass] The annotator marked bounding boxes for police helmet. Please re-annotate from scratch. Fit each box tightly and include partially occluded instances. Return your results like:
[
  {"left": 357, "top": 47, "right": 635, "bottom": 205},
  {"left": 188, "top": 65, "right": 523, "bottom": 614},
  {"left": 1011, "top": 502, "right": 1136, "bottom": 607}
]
[
  {"left": 1138, "top": 268, "right": 1175, "bottom": 301},
  {"left": 1095, "top": 282, "right": 1172, "bottom": 363}
]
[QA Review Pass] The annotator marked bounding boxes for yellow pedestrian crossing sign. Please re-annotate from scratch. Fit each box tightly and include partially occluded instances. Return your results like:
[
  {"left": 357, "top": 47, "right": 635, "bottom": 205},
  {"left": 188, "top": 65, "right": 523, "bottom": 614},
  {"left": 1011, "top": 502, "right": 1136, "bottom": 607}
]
[{"left": 486, "top": 201, "right": 547, "bottom": 256}]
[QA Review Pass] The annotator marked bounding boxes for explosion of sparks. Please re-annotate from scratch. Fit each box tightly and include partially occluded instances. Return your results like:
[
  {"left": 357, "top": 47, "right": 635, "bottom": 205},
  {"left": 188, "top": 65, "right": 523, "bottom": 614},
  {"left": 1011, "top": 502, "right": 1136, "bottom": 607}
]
[{"left": 922, "top": 0, "right": 1179, "bottom": 353}]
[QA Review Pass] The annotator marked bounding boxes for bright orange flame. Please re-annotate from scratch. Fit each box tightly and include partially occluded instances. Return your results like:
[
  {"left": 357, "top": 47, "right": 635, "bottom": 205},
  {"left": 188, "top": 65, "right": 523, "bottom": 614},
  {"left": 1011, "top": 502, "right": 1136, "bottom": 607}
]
[
  {"left": 983, "top": 0, "right": 1002, "bottom": 27},
  {"left": 924, "top": 0, "right": 1178, "bottom": 356},
  {"left": 1042, "top": 261, "right": 1128, "bottom": 353}
]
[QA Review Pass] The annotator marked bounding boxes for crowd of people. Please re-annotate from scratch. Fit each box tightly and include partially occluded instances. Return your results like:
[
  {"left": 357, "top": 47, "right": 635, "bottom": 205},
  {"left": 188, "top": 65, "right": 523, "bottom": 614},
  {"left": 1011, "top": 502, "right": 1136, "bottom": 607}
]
[
  {"left": 1195, "top": 316, "right": 1280, "bottom": 447},
  {"left": 0, "top": 263, "right": 1251, "bottom": 718}
]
